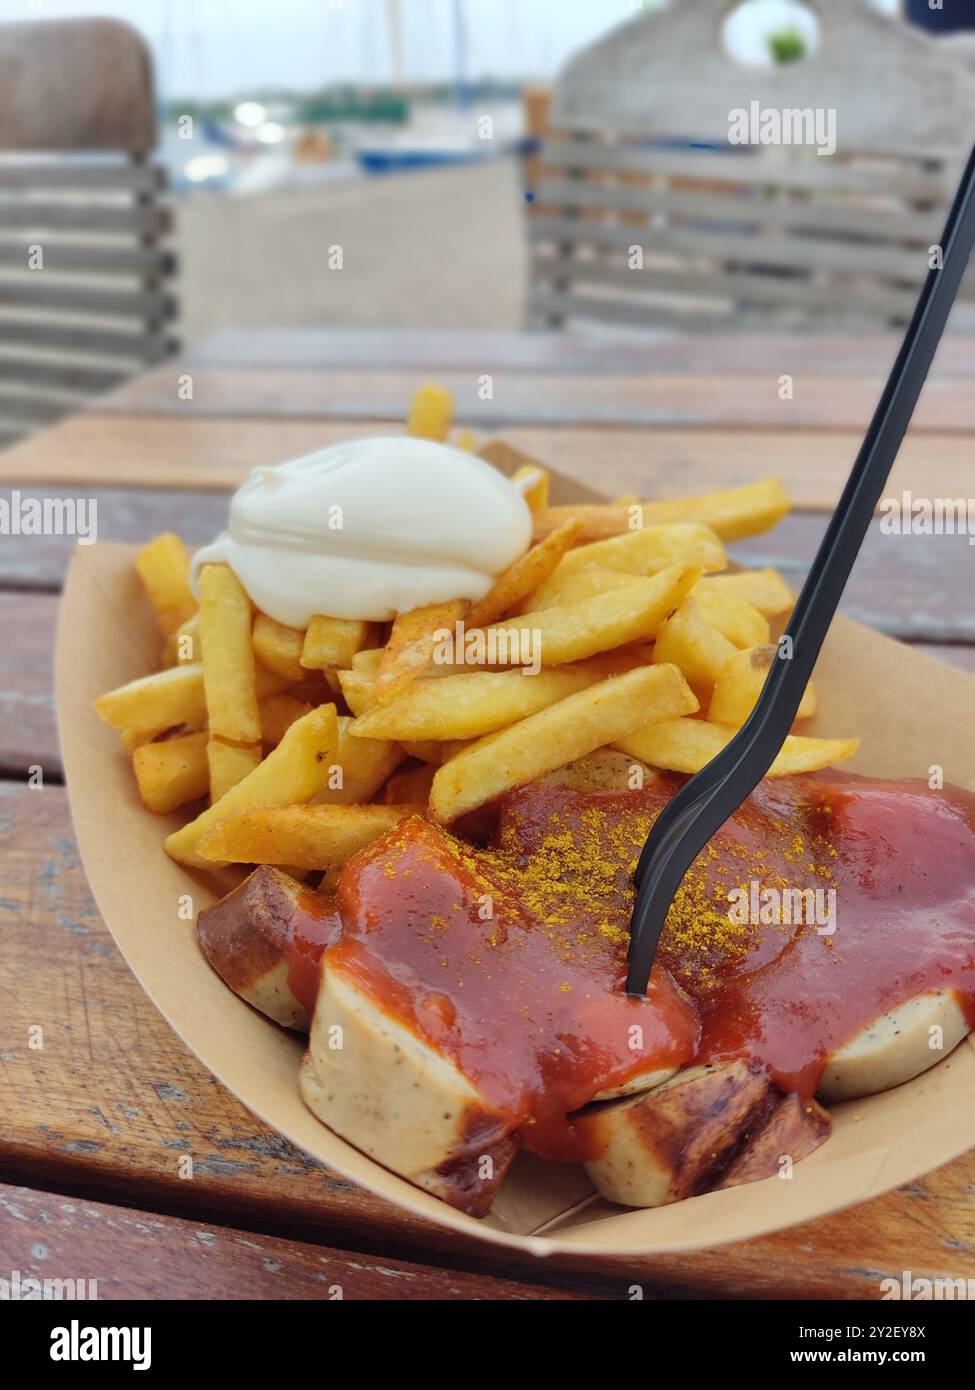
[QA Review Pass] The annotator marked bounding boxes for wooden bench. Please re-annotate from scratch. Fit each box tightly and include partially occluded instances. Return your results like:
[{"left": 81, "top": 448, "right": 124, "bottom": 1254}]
[
  {"left": 0, "top": 18, "right": 178, "bottom": 446},
  {"left": 525, "top": 0, "right": 975, "bottom": 332}
]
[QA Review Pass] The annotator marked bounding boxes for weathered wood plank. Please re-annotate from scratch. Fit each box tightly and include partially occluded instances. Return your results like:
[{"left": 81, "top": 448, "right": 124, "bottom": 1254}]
[
  {"left": 0, "top": 1182, "right": 589, "bottom": 1301},
  {"left": 0, "top": 281, "right": 175, "bottom": 318},
  {"left": 0, "top": 592, "right": 57, "bottom": 776},
  {"left": 0, "top": 159, "right": 165, "bottom": 193},
  {"left": 541, "top": 141, "right": 949, "bottom": 199},
  {"left": 88, "top": 365, "right": 975, "bottom": 432},
  {"left": 0, "top": 487, "right": 229, "bottom": 589},
  {"left": 534, "top": 177, "right": 941, "bottom": 243},
  {"left": 0, "top": 319, "right": 175, "bottom": 360},
  {"left": 530, "top": 215, "right": 929, "bottom": 282},
  {"left": 531, "top": 255, "right": 922, "bottom": 321},
  {"left": 0, "top": 783, "right": 972, "bottom": 1297},
  {"left": 0, "top": 201, "right": 170, "bottom": 235},
  {"left": 0, "top": 243, "right": 175, "bottom": 276},
  {"left": 3, "top": 414, "right": 975, "bottom": 513},
  {"left": 183, "top": 328, "right": 975, "bottom": 378}
]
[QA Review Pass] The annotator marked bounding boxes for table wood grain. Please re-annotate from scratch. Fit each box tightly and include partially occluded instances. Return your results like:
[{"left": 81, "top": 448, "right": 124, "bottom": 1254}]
[{"left": 1, "top": 327, "right": 973, "bottom": 1300}]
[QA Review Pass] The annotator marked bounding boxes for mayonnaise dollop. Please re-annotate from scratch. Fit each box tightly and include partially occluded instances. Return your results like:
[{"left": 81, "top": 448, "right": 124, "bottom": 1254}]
[{"left": 192, "top": 437, "right": 533, "bottom": 628}]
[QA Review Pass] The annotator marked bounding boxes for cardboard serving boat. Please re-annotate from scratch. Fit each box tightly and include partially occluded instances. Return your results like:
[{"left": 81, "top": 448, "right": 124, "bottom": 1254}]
[{"left": 57, "top": 443, "right": 975, "bottom": 1258}]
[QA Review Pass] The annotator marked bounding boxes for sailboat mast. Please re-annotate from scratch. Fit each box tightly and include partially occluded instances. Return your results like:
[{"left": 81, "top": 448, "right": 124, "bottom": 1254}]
[{"left": 386, "top": 0, "right": 405, "bottom": 91}]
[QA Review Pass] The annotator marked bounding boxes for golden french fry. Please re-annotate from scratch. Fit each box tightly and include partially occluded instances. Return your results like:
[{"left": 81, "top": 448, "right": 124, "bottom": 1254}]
[
  {"left": 694, "top": 591, "right": 770, "bottom": 648},
  {"left": 511, "top": 463, "right": 549, "bottom": 512},
  {"left": 260, "top": 694, "right": 314, "bottom": 747},
  {"left": 136, "top": 533, "right": 195, "bottom": 636},
  {"left": 253, "top": 613, "right": 306, "bottom": 682},
  {"left": 455, "top": 430, "right": 477, "bottom": 453},
  {"left": 96, "top": 662, "right": 289, "bottom": 744},
  {"left": 709, "top": 646, "right": 817, "bottom": 727},
  {"left": 652, "top": 596, "right": 738, "bottom": 698},
  {"left": 430, "top": 664, "right": 699, "bottom": 823},
  {"left": 468, "top": 519, "right": 582, "bottom": 628},
  {"left": 375, "top": 599, "right": 468, "bottom": 704},
  {"left": 522, "top": 565, "right": 637, "bottom": 614},
  {"left": 385, "top": 763, "right": 437, "bottom": 805},
  {"left": 208, "top": 740, "right": 262, "bottom": 802},
  {"left": 616, "top": 718, "right": 857, "bottom": 778},
  {"left": 398, "top": 740, "right": 447, "bottom": 765},
  {"left": 132, "top": 731, "right": 209, "bottom": 814},
  {"left": 496, "top": 564, "right": 701, "bottom": 667},
  {"left": 96, "top": 663, "right": 209, "bottom": 738},
  {"left": 532, "top": 479, "right": 790, "bottom": 544},
  {"left": 407, "top": 383, "right": 454, "bottom": 441},
  {"left": 164, "top": 704, "right": 340, "bottom": 869},
  {"left": 311, "top": 717, "right": 403, "bottom": 805},
  {"left": 197, "top": 803, "right": 419, "bottom": 871},
  {"left": 199, "top": 565, "right": 261, "bottom": 745},
  {"left": 695, "top": 568, "right": 795, "bottom": 618},
  {"left": 199, "top": 564, "right": 261, "bottom": 798},
  {"left": 352, "top": 646, "right": 385, "bottom": 674},
  {"left": 553, "top": 523, "right": 727, "bottom": 582},
  {"left": 301, "top": 616, "right": 374, "bottom": 671},
  {"left": 337, "top": 668, "right": 377, "bottom": 718},
  {"left": 350, "top": 667, "right": 599, "bottom": 742}
]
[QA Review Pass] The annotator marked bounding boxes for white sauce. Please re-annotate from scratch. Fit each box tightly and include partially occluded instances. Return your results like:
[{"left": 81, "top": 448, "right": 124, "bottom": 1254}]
[{"left": 192, "top": 437, "right": 533, "bottom": 627}]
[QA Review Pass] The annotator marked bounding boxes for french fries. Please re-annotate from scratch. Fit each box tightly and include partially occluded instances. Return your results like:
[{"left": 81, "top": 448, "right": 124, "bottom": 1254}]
[
  {"left": 616, "top": 718, "right": 858, "bottom": 778},
  {"left": 312, "top": 717, "right": 403, "bottom": 805},
  {"left": 652, "top": 596, "right": 738, "bottom": 699},
  {"left": 694, "top": 590, "right": 771, "bottom": 648},
  {"left": 301, "top": 616, "right": 375, "bottom": 672},
  {"left": 350, "top": 667, "right": 599, "bottom": 742},
  {"left": 164, "top": 704, "right": 340, "bottom": 869},
  {"left": 136, "top": 532, "right": 195, "bottom": 636},
  {"left": 511, "top": 463, "right": 549, "bottom": 511},
  {"left": 260, "top": 694, "right": 314, "bottom": 748},
  {"left": 552, "top": 522, "right": 727, "bottom": 582},
  {"left": 95, "top": 662, "right": 210, "bottom": 740},
  {"left": 407, "top": 383, "right": 454, "bottom": 441},
  {"left": 695, "top": 568, "right": 795, "bottom": 618},
  {"left": 375, "top": 599, "right": 467, "bottom": 704},
  {"left": 709, "top": 646, "right": 817, "bottom": 727},
  {"left": 531, "top": 479, "right": 790, "bottom": 544},
  {"left": 197, "top": 803, "right": 419, "bottom": 873},
  {"left": 430, "top": 664, "right": 698, "bottom": 823},
  {"left": 468, "top": 519, "right": 582, "bottom": 628},
  {"left": 133, "top": 731, "right": 209, "bottom": 814},
  {"left": 199, "top": 564, "right": 262, "bottom": 800},
  {"left": 507, "top": 564, "right": 701, "bottom": 666},
  {"left": 253, "top": 614, "right": 306, "bottom": 682}
]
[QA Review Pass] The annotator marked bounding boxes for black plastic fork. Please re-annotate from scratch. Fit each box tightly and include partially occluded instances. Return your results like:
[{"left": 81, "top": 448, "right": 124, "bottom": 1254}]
[{"left": 626, "top": 144, "right": 975, "bottom": 998}]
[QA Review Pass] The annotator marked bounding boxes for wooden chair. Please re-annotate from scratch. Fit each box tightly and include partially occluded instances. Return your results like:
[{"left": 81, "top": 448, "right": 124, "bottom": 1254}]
[
  {"left": 525, "top": 0, "right": 975, "bottom": 332},
  {"left": 0, "top": 18, "right": 178, "bottom": 446}
]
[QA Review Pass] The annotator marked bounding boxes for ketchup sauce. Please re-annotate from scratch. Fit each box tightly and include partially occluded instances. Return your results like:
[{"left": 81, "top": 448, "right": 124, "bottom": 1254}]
[{"left": 294, "top": 774, "right": 975, "bottom": 1162}]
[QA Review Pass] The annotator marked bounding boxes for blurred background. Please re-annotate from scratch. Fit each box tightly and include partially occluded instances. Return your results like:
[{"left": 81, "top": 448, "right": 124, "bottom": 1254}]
[
  {"left": 2, "top": 0, "right": 975, "bottom": 444},
  {"left": 1, "top": 0, "right": 959, "bottom": 340}
]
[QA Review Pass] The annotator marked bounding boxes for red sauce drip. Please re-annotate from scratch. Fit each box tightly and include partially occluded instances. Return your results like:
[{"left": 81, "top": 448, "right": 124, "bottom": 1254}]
[{"left": 286, "top": 891, "right": 343, "bottom": 1015}]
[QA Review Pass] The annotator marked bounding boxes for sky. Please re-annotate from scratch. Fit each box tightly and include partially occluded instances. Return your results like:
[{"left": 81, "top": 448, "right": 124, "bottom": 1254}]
[{"left": 0, "top": 0, "right": 901, "bottom": 99}]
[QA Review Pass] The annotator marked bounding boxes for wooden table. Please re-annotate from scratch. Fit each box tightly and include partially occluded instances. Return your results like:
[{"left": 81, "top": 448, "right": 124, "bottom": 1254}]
[{"left": 2, "top": 327, "right": 973, "bottom": 1301}]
